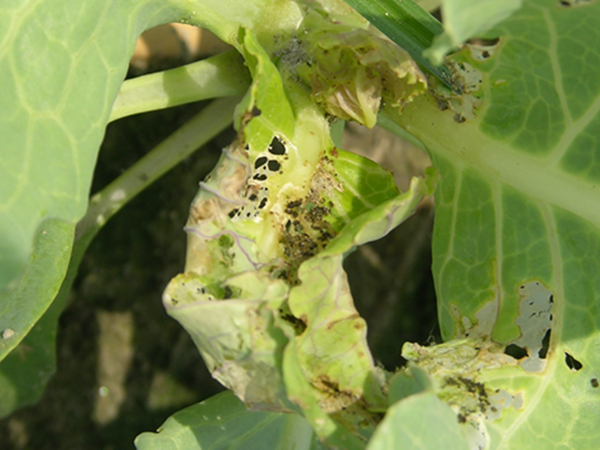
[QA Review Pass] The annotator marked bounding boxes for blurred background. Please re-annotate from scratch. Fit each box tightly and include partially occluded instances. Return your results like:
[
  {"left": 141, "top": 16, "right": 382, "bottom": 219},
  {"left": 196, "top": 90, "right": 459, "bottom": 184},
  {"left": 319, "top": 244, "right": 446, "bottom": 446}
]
[{"left": 0, "top": 24, "right": 438, "bottom": 449}]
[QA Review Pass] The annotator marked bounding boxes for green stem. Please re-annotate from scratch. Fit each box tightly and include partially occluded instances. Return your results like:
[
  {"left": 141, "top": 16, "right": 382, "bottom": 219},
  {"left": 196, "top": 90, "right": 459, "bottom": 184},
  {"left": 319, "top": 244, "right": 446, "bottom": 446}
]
[
  {"left": 78, "top": 96, "right": 239, "bottom": 242},
  {"left": 109, "top": 50, "right": 250, "bottom": 122}
]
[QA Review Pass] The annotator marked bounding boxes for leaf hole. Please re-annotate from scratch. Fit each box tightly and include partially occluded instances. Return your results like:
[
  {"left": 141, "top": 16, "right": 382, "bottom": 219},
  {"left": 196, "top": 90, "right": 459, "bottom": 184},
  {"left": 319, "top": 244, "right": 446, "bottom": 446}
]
[
  {"left": 564, "top": 352, "right": 583, "bottom": 371},
  {"left": 254, "top": 156, "right": 268, "bottom": 169},
  {"left": 538, "top": 329, "right": 551, "bottom": 359},
  {"left": 504, "top": 344, "right": 528, "bottom": 360},
  {"left": 267, "top": 160, "right": 281, "bottom": 171},
  {"left": 268, "top": 137, "right": 286, "bottom": 155},
  {"left": 467, "top": 37, "right": 500, "bottom": 47}
]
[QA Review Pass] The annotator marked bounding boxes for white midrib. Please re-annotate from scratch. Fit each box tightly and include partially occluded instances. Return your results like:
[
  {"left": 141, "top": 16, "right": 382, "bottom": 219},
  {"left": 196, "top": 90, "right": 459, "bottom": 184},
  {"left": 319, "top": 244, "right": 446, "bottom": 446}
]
[{"left": 401, "top": 95, "right": 600, "bottom": 230}]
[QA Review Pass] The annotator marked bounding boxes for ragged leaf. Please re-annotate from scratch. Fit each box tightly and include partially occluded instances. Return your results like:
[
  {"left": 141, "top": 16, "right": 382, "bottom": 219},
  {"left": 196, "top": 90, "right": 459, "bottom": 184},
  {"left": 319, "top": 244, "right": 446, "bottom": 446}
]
[
  {"left": 161, "top": 12, "right": 432, "bottom": 446},
  {"left": 387, "top": 0, "right": 600, "bottom": 448},
  {"left": 425, "top": 0, "right": 523, "bottom": 65},
  {"left": 296, "top": 11, "right": 427, "bottom": 128},
  {"left": 285, "top": 175, "right": 432, "bottom": 442}
]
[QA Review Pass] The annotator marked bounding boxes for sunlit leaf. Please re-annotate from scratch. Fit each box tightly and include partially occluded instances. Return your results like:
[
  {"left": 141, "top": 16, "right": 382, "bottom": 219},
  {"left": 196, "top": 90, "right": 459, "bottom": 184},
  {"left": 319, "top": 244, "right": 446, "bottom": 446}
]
[{"left": 390, "top": 0, "right": 600, "bottom": 447}]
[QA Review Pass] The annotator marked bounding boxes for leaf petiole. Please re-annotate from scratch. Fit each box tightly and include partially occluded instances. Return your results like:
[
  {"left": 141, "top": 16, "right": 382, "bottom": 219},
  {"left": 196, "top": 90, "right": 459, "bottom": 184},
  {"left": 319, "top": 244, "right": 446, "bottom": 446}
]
[{"left": 109, "top": 50, "right": 250, "bottom": 122}]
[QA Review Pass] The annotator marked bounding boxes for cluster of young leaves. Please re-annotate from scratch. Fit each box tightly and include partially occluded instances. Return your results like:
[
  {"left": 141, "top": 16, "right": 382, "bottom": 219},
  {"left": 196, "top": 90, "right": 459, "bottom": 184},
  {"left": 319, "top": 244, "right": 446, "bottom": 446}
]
[{"left": 1, "top": 0, "right": 599, "bottom": 449}]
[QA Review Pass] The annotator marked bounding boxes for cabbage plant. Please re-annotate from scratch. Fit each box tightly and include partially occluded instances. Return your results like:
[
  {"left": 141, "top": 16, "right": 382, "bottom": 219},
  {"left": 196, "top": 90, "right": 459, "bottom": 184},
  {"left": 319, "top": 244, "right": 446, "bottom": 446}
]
[{"left": 1, "top": 0, "right": 599, "bottom": 449}]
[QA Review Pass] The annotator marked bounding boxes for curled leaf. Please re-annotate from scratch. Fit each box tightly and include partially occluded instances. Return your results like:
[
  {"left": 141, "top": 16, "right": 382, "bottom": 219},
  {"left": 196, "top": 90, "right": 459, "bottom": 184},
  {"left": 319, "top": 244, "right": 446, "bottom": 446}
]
[{"left": 296, "top": 15, "right": 427, "bottom": 128}]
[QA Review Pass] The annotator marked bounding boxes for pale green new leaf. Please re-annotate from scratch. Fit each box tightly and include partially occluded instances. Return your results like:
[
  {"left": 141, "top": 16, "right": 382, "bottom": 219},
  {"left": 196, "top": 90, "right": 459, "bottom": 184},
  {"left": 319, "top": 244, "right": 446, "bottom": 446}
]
[
  {"left": 297, "top": 13, "right": 427, "bottom": 128},
  {"left": 161, "top": 11, "right": 434, "bottom": 446},
  {"left": 134, "top": 390, "right": 326, "bottom": 450}
]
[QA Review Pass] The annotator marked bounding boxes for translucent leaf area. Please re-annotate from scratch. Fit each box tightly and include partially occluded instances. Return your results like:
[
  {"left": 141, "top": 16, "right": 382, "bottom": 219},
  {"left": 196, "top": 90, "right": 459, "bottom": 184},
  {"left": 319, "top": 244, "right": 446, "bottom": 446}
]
[
  {"left": 395, "top": 0, "right": 600, "bottom": 448},
  {"left": 135, "top": 390, "right": 326, "bottom": 450}
]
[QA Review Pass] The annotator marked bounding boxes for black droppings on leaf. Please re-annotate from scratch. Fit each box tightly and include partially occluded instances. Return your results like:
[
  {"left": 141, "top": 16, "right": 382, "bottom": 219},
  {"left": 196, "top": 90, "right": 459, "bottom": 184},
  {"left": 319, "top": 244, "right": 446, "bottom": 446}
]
[
  {"left": 253, "top": 174, "right": 268, "bottom": 181},
  {"left": 435, "top": 99, "right": 449, "bottom": 111},
  {"left": 251, "top": 106, "right": 262, "bottom": 117},
  {"left": 591, "top": 378, "right": 599, "bottom": 388},
  {"left": 258, "top": 197, "right": 268, "bottom": 209},
  {"left": 285, "top": 200, "right": 302, "bottom": 217},
  {"left": 228, "top": 208, "right": 239, "bottom": 218},
  {"left": 564, "top": 352, "right": 583, "bottom": 371}
]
